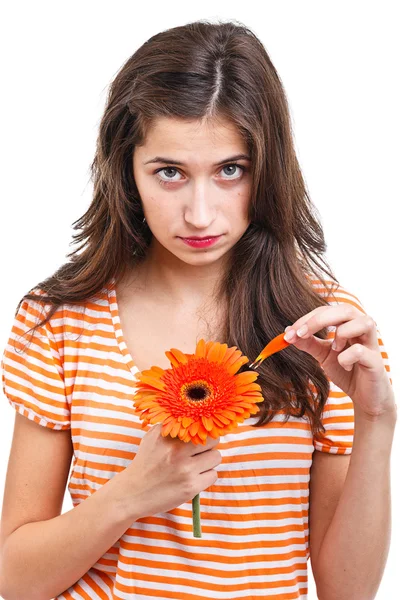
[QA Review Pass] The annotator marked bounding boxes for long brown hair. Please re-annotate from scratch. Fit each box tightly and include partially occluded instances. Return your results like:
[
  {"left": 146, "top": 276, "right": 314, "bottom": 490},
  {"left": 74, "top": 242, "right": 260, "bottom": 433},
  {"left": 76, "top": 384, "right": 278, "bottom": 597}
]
[{"left": 16, "top": 18, "right": 340, "bottom": 437}]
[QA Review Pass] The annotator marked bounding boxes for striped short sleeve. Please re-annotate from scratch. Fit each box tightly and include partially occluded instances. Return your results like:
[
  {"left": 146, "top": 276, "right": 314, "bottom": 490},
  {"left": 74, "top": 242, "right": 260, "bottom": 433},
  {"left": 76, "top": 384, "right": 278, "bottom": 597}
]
[
  {"left": 1, "top": 295, "right": 70, "bottom": 430},
  {"left": 313, "top": 284, "right": 392, "bottom": 454}
]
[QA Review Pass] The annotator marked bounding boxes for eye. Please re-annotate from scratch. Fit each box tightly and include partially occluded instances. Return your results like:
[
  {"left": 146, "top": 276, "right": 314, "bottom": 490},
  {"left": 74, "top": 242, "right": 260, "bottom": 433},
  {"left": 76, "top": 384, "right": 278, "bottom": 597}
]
[
  {"left": 220, "top": 164, "right": 245, "bottom": 179},
  {"left": 155, "top": 166, "right": 183, "bottom": 183},
  {"left": 154, "top": 163, "right": 247, "bottom": 186}
]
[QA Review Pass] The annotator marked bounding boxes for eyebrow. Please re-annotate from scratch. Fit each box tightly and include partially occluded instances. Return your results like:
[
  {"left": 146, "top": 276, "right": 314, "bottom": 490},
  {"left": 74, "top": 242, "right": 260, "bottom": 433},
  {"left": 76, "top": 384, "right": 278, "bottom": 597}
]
[{"left": 143, "top": 153, "right": 251, "bottom": 166}]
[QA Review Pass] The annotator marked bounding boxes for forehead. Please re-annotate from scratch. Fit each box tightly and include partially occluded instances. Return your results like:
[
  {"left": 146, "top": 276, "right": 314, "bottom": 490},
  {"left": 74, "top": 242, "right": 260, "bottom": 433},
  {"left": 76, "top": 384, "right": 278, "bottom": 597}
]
[{"left": 138, "top": 116, "right": 248, "bottom": 156}]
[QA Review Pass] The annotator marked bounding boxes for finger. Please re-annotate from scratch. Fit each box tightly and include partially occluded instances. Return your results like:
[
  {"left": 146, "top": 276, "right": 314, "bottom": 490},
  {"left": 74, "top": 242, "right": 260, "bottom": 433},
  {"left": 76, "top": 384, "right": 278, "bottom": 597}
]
[
  {"left": 289, "top": 304, "right": 362, "bottom": 341},
  {"left": 284, "top": 306, "right": 328, "bottom": 333},
  {"left": 336, "top": 343, "right": 383, "bottom": 372},
  {"left": 286, "top": 334, "right": 334, "bottom": 365},
  {"left": 333, "top": 315, "right": 379, "bottom": 353}
]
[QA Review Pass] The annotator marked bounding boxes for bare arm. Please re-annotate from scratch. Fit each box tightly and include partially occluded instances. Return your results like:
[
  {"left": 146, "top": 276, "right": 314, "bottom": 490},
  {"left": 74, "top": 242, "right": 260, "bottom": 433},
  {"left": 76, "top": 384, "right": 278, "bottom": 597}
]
[
  {"left": 0, "top": 414, "right": 220, "bottom": 600},
  {"left": 312, "top": 405, "right": 397, "bottom": 600},
  {"left": 0, "top": 412, "right": 140, "bottom": 600},
  {"left": 0, "top": 467, "right": 138, "bottom": 600}
]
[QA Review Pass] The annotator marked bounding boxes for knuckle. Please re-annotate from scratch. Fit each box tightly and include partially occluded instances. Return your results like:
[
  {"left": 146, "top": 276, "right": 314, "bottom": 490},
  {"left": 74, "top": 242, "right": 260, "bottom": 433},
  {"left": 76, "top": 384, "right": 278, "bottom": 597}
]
[
  {"left": 343, "top": 305, "right": 354, "bottom": 319},
  {"left": 213, "top": 450, "right": 222, "bottom": 464},
  {"left": 184, "top": 478, "right": 196, "bottom": 497},
  {"left": 365, "top": 316, "right": 375, "bottom": 330}
]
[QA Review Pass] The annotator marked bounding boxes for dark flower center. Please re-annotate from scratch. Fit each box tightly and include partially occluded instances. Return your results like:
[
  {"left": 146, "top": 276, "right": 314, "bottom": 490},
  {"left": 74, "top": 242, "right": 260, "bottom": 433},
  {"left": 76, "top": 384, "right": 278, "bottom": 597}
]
[{"left": 187, "top": 385, "right": 208, "bottom": 401}]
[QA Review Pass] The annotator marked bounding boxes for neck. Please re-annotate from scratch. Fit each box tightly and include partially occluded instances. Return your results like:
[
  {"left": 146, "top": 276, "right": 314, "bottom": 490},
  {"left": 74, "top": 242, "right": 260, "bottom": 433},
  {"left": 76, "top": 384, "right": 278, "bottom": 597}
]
[{"left": 134, "top": 238, "right": 229, "bottom": 308}]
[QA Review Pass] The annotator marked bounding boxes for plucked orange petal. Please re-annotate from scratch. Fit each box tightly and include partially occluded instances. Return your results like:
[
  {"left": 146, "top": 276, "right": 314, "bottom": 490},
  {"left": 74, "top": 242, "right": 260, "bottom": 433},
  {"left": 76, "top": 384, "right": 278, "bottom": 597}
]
[{"left": 256, "top": 333, "right": 291, "bottom": 362}]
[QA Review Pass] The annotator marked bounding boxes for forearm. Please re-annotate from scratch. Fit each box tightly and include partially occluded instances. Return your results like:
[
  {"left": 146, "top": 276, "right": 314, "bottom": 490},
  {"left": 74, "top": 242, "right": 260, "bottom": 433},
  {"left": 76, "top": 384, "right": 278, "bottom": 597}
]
[
  {"left": 0, "top": 469, "right": 139, "bottom": 600},
  {"left": 315, "top": 405, "right": 397, "bottom": 600}
]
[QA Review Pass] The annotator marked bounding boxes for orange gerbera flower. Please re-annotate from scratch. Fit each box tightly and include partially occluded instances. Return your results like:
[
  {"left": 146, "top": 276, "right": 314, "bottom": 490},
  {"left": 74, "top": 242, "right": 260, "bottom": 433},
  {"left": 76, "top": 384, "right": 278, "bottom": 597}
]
[
  {"left": 132, "top": 339, "right": 264, "bottom": 538},
  {"left": 132, "top": 339, "right": 264, "bottom": 445}
]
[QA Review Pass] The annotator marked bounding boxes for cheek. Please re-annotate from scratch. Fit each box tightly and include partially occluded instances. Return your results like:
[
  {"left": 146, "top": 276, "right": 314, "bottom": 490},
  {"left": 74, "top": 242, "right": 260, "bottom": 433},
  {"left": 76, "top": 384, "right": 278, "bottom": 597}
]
[
  {"left": 145, "top": 197, "right": 174, "bottom": 227},
  {"left": 234, "top": 190, "right": 251, "bottom": 221}
]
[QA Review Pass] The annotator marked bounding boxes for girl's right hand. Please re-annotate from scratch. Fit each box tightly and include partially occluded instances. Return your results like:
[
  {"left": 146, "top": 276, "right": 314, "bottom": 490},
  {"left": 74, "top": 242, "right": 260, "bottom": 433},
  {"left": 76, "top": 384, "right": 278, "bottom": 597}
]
[{"left": 118, "top": 422, "right": 222, "bottom": 519}]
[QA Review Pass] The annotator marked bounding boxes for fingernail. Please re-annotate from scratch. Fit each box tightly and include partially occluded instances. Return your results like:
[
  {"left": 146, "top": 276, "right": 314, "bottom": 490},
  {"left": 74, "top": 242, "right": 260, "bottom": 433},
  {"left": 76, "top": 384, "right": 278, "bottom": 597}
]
[
  {"left": 284, "top": 329, "right": 296, "bottom": 342},
  {"left": 297, "top": 325, "right": 308, "bottom": 337}
]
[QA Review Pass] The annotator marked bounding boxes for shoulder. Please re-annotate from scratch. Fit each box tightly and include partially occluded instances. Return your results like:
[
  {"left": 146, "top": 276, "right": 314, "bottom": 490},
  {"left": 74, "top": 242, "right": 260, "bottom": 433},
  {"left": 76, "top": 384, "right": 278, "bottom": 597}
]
[{"left": 310, "top": 278, "right": 366, "bottom": 314}]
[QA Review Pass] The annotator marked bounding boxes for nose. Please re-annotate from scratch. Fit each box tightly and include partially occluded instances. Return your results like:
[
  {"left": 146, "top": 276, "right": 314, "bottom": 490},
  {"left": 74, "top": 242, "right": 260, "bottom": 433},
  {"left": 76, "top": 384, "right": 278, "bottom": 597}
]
[{"left": 184, "top": 182, "right": 216, "bottom": 229}]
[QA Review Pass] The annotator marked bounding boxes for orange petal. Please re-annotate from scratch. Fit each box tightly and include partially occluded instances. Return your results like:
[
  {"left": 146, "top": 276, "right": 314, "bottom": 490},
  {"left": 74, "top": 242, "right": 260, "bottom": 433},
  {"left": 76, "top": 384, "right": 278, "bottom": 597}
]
[
  {"left": 162, "top": 419, "right": 177, "bottom": 436},
  {"left": 219, "top": 347, "right": 237, "bottom": 368},
  {"left": 150, "top": 366, "right": 166, "bottom": 376},
  {"left": 195, "top": 339, "right": 207, "bottom": 358},
  {"left": 235, "top": 371, "right": 260, "bottom": 385},
  {"left": 163, "top": 415, "right": 176, "bottom": 424},
  {"left": 229, "top": 405, "right": 246, "bottom": 413},
  {"left": 165, "top": 348, "right": 189, "bottom": 367},
  {"left": 182, "top": 416, "right": 193, "bottom": 428},
  {"left": 205, "top": 341, "right": 215, "bottom": 353},
  {"left": 212, "top": 415, "right": 227, "bottom": 428},
  {"left": 169, "top": 420, "right": 182, "bottom": 438},
  {"left": 189, "top": 421, "right": 200, "bottom": 436},
  {"left": 236, "top": 384, "right": 262, "bottom": 395},
  {"left": 201, "top": 415, "right": 214, "bottom": 432},
  {"left": 134, "top": 399, "right": 157, "bottom": 409},
  {"left": 221, "top": 409, "right": 238, "bottom": 420},
  {"left": 207, "top": 342, "right": 222, "bottom": 363},
  {"left": 134, "top": 390, "right": 159, "bottom": 399},
  {"left": 138, "top": 375, "right": 166, "bottom": 391},
  {"left": 217, "top": 343, "right": 228, "bottom": 362},
  {"left": 225, "top": 360, "right": 246, "bottom": 376},
  {"left": 197, "top": 426, "right": 208, "bottom": 441},
  {"left": 224, "top": 349, "right": 242, "bottom": 366},
  {"left": 215, "top": 413, "right": 231, "bottom": 425},
  {"left": 149, "top": 413, "right": 168, "bottom": 424}
]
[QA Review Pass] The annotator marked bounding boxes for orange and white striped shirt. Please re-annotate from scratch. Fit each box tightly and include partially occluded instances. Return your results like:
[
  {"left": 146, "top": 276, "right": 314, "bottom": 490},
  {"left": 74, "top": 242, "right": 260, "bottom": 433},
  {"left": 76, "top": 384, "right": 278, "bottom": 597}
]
[{"left": 1, "top": 278, "right": 391, "bottom": 600}]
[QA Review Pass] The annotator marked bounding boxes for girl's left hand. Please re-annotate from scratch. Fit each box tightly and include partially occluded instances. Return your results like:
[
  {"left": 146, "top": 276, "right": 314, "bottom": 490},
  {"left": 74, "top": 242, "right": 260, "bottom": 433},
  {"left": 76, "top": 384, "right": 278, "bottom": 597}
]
[{"left": 283, "top": 304, "right": 396, "bottom": 419}]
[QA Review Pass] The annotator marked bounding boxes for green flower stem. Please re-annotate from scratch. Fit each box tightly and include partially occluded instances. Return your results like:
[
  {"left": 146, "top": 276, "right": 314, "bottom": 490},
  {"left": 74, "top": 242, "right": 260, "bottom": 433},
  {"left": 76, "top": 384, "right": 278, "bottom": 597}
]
[{"left": 192, "top": 493, "right": 202, "bottom": 537}]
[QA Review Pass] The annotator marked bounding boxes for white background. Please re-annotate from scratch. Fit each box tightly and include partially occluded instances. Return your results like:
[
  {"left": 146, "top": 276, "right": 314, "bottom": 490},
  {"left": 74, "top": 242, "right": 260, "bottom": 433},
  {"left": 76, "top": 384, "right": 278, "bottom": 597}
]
[{"left": 0, "top": 1, "right": 399, "bottom": 598}]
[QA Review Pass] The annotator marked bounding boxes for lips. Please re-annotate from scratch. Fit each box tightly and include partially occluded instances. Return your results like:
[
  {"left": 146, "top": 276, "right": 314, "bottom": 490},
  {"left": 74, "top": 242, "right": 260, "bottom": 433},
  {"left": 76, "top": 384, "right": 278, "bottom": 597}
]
[{"left": 180, "top": 235, "right": 220, "bottom": 240}]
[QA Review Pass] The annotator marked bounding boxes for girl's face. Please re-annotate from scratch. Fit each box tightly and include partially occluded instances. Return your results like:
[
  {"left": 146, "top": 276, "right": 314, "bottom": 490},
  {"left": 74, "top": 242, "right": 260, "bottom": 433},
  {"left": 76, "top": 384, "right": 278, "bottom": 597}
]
[{"left": 132, "top": 116, "right": 252, "bottom": 266}]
